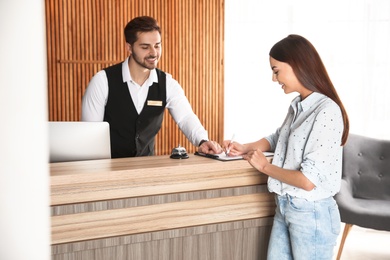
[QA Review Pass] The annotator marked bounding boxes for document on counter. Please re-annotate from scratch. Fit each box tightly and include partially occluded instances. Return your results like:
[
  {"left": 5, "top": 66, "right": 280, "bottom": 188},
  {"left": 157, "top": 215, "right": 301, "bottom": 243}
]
[
  {"left": 194, "top": 151, "right": 273, "bottom": 161},
  {"left": 195, "top": 151, "right": 242, "bottom": 161}
]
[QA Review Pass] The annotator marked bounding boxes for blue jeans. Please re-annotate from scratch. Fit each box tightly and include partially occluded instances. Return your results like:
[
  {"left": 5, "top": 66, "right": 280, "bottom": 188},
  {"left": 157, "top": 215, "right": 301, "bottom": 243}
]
[{"left": 267, "top": 194, "right": 341, "bottom": 260}]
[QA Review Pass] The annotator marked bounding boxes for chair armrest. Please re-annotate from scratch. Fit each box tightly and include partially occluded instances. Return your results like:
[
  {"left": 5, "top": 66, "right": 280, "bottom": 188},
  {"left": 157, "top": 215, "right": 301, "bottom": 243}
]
[{"left": 334, "top": 179, "right": 354, "bottom": 207}]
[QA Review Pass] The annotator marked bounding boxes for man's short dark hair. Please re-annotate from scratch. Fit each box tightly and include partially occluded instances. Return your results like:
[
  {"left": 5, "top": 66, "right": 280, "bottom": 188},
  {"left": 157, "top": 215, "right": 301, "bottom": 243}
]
[{"left": 124, "top": 16, "right": 161, "bottom": 45}]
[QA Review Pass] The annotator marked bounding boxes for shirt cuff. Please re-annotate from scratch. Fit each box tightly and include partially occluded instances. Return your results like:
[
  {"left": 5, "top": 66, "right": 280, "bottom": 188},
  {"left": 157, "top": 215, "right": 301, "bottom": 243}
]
[{"left": 198, "top": 139, "right": 208, "bottom": 147}]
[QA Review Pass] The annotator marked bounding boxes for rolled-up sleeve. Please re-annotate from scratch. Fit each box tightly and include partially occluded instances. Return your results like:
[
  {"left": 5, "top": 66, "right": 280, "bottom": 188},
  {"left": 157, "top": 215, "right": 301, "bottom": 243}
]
[{"left": 265, "top": 127, "right": 280, "bottom": 152}]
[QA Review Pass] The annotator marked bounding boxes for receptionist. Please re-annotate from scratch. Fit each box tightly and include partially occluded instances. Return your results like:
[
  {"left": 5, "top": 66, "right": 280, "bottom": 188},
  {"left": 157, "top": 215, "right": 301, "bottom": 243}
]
[{"left": 81, "top": 16, "right": 222, "bottom": 158}]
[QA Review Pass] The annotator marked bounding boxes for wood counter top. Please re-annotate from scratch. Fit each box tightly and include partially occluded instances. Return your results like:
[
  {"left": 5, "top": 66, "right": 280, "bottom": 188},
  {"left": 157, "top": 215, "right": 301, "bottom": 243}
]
[{"left": 50, "top": 155, "right": 270, "bottom": 206}]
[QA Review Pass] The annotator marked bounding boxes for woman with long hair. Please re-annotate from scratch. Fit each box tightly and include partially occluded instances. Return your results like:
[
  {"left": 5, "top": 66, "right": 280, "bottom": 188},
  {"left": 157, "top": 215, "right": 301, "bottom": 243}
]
[{"left": 224, "top": 34, "right": 349, "bottom": 259}]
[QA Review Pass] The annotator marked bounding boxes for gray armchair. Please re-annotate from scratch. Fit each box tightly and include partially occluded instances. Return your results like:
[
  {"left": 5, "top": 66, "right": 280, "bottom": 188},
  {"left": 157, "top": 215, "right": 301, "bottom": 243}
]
[{"left": 334, "top": 133, "right": 390, "bottom": 260}]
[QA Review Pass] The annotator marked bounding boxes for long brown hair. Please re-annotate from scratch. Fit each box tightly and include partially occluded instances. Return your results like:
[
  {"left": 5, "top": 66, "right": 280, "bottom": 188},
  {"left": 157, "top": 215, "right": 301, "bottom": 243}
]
[{"left": 269, "top": 34, "right": 349, "bottom": 145}]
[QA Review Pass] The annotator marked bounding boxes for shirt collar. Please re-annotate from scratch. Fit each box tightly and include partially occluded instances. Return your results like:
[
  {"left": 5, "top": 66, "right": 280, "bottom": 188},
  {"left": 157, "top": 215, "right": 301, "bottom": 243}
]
[
  {"left": 291, "top": 92, "right": 326, "bottom": 112},
  {"left": 121, "top": 57, "right": 158, "bottom": 85}
]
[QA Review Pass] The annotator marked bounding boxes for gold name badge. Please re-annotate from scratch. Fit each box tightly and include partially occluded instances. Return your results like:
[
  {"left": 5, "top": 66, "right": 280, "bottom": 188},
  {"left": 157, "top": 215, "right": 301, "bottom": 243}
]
[{"left": 147, "top": 100, "right": 163, "bottom": 106}]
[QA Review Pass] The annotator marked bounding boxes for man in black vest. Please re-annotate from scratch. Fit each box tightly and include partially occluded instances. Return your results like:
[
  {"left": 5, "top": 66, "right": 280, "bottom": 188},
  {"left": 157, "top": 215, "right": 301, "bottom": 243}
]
[{"left": 81, "top": 16, "right": 222, "bottom": 158}]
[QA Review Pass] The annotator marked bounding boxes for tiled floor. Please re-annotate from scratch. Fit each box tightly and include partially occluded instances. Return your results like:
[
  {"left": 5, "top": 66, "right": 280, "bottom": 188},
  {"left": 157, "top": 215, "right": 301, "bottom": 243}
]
[{"left": 335, "top": 223, "right": 390, "bottom": 260}]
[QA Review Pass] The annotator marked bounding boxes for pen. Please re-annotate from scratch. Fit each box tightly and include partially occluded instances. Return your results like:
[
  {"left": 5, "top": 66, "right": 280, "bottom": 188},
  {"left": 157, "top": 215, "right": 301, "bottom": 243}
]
[{"left": 225, "top": 133, "right": 235, "bottom": 155}]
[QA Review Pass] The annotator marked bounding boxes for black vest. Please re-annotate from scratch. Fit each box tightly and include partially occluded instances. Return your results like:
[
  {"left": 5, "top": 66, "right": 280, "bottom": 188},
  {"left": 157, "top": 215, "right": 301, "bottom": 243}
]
[{"left": 103, "top": 63, "right": 167, "bottom": 158}]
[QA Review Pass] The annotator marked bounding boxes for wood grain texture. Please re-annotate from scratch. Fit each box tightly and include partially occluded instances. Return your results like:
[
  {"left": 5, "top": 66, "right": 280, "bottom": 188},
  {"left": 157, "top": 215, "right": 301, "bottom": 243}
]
[
  {"left": 45, "top": 0, "right": 224, "bottom": 155},
  {"left": 52, "top": 218, "right": 273, "bottom": 260},
  {"left": 50, "top": 155, "right": 271, "bottom": 206},
  {"left": 52, "top": 193, "right": 275, "bottom": 245},
  {"left": 51, "top": 185, "right": 269, "bottom": 216},
  {"left": 50, "top": 155, "right": 275, "bottom": 259}
]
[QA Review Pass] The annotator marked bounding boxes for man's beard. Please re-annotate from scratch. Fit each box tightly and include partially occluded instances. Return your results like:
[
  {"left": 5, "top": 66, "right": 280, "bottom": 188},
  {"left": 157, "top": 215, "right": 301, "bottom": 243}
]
[{"left": 131, "top": 51, "right": 158, "bottom": 70}]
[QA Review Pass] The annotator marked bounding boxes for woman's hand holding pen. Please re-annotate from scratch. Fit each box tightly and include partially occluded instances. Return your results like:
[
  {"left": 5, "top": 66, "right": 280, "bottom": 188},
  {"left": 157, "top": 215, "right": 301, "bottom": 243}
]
[
  {"left": 222, "top": 140, "right": 245, "bottom": 156},
  {"left": 223, "top": 138, "right": 271, "bottom": 172}
]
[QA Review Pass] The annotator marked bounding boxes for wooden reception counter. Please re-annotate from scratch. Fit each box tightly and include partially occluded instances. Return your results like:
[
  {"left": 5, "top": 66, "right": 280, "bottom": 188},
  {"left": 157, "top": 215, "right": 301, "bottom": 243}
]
[{"left": 50, "top": 154, "right": 275, "bottom": 260}]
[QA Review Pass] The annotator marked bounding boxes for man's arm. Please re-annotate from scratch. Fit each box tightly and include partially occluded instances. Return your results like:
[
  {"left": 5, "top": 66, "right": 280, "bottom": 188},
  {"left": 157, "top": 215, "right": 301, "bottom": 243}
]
[
  {"left": 81, "top": 71, "right": 108, "bottom": 121},
  {"left": 165, "top": 75, "right": 222, "bottom": 153}
]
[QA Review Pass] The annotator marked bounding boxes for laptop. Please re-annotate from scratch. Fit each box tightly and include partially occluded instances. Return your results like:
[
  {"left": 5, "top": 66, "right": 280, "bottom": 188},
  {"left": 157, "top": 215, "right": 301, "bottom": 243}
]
[{"left": 48, "top": 121, "right": 111, "bottom": 163}]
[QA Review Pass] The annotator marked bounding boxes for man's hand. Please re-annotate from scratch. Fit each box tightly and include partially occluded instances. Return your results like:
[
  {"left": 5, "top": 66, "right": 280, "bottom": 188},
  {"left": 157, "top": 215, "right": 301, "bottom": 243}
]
[{"left": 198, "top": 140, "right": 223, "bottom": 154}]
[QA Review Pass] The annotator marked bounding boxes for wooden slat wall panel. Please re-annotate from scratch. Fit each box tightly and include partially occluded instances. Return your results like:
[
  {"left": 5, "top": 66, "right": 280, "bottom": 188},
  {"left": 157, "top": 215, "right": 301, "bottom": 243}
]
[{"left": 45, "top": 0, "right": 224, "bottom": 155}]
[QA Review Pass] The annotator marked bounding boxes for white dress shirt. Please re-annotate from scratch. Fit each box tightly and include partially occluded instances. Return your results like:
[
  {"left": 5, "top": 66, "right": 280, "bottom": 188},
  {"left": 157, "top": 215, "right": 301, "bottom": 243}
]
[
  {"left": 81, "top": 57, "right": 208, "bottom": 146},
  {"left": 265, "top": 92, "right": 344, "bottom": 201}
]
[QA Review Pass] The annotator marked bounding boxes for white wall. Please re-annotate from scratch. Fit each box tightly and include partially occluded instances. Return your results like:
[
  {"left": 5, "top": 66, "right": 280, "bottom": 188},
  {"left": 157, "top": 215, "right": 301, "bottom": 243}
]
[
  {"left": 225, "top": 0, "right": 390, "bottom": 143},
  {"left": 0, "top": 1, "right": 50, "bottom": 259}
]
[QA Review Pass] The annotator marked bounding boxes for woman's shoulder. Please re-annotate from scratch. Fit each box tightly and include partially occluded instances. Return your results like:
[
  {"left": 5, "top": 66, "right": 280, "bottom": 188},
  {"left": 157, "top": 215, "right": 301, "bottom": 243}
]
[{"left": 314, "top": 94, "right": 342, "bottom": 117}]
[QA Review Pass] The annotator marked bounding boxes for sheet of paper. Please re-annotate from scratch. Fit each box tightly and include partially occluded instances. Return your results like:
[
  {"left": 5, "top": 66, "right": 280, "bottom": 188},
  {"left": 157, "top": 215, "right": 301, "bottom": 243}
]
[
  {"left": 262, "top": 152, "right": 274, "bottom": 157},
  {"left": 194, "top": 151, "right": 241, "bottom": 161},
  {"left": 195, "top": 151, "right": 274, "bottom": 161},
  {"left": 214, "top": 152, "right": 243, "bottom": 161}
]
